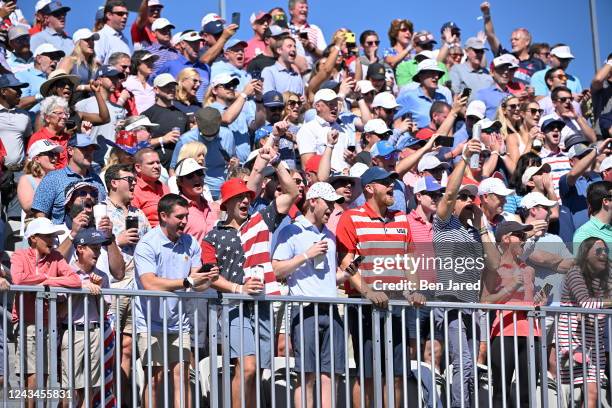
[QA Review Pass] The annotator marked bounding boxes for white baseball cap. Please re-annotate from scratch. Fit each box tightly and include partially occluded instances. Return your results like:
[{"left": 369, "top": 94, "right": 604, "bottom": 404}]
[
  {"left": 478, "top": 177, "right": 515, "bottom": 196},
  {"left": 148, "top": 0, "right": 163, "bottom": 6},
  {"left": 153, "top": 73, "right": 177, "bottom": 88},
  {"left": 521, "top": 164, "right": 551, "bottom": 186},
  {"left": 179, "top": 31, "right": 202, "bottom": 43},
  {"left": 356, "top": 80, "right": 375, "bottom": 94},
  {"left": 477, "top": 118, "right": 502, "bottom": 131},
  {"left": 175, "top": 158, "right": 206, "bottom": 177},
  {"left": 493, "top": 54, "right": 519, "bottom": 69},
  {"left": 125, "top": 116, "right": 159, "bottom": 131},
  {"left": 371, "top": 92, "right": 399, "bottom": 109},
  {"left": 171, "top": 31, "right": 184, "bottom": 47},
  {"left": 417, "top": 153, "right": 450, "bottom": 173},
  {"left": 35, "top": 0, "right": 52, "bottom": 13},
  {"left": 33, "top": 43, "right": 64, "bottom": 58},
  {"left": 25, "top": 217, "right": 64, "bottom": 240},
  {"left": 363, "top": 119, "right": 391, "bottom": 135},
  {"left": 551, "top": 45, "right": 574, "bottom": 59},
  {"left": 201, "top": 12, "right": 224, "bottom": 28},
  {"left": 466, "top": 100, "right": 486, "bottom": 120},
  {"left": 313, "top": 88, "right": 338, "bottom": 103},
  {"left": 519, "top": 192, "right": 557, "bottom": 209},
  {"left": 151, "top": 17, "right": 175, "bottom": 32},
  {"left": 599, "top": 156, "right": 612, "bottom": 173},
  {"left": 72, "top": 28, "right": 100, "bottom": 44},
  {"left": 305, "top": 182, "right": 345, "bottom": 203},
  {"left": 210, "top": 73, "right": 239, "bottom": 87},
  {"left": 349, "top": 162, "right": 369, "bottom": 178},
  {"left": 27, "top": 139, "right": 63, "bottom": 160}
]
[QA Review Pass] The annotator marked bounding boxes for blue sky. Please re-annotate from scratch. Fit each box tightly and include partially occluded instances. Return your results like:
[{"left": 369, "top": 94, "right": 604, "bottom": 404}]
[{"left": 18, "top": 0, "right": 611, "bottom": 86}]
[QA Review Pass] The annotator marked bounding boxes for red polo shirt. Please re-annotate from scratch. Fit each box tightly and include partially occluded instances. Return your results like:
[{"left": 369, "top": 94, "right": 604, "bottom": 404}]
[
  {"left": 131, "top": 177, "right": 169, "bottom": 227},
  {"left": 183, "top": 195, "right": 220, "bottom": 242},
  {"left": 27, "top": 127, "right": 71, "bottom": 169}
]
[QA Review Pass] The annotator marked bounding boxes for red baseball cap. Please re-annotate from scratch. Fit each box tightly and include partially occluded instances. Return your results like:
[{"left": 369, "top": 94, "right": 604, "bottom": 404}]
[
  {"left": 304, "top": 155, "right": 322, "bottom": 173},
  {"left": 220, "top": 178, "right": 256, "bottom": 209}
]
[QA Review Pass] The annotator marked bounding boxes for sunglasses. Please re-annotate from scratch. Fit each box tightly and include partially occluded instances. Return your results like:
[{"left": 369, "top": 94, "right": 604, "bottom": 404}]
[
  {"left": 219, "top": 83, "right": 237, "bottom": 90},
  {"left": 510, "top": 232, "right": 527, "bottom": 240},
  {"left": 38, "top": 151, "right": 58, "bottom": 158},
  {"left": 365, "top": 40, "right": 380, "bottom": 46},
  {"left": 268, "top": 106, "right": 283, "bottom": 112},
  {"left": 553, "top": 74, "right": 568, "bottom": 81},
  {"left": 114, "top": 176, "right": 136, "bottom": 184},
  {"left": 74, "top": 189, "right": 96, "bottom": 198},
  {"left": 457, "top": 193, "right": 475, "bottom": 201},
  {"left": 423, "top": 191, "right": 443, "bottom": 200},
  {"left": 293, "top": 178, "right": 304, "bottom": 185},
  {"left": 527, "top": 108, "right": 544, "bottom": 115},
  {"left": 383, "top": 108, "right": 397, "bottom": 115},
  {"left": 112, "top": 11, "right": 128, "bottom": 17},
  {"left": 287, "top": 99, "right": 302, "bottom": 107},
  {"left": 373, "top": 177, "right": 395, "bottom": 187},
  {"left": 554, "top": 96, "right": 572, "bottom": 104},
  {"left": 185, "top": 170, "right": 205, "bottom": 179},
  {"left": 596, "top": 247, "right": 610, "bottom": 257},
  {"left": 482, "top": 127, "right": 500, "bottom": 134},
  {"left": 545, "top": 125, "right": 564, "bottom": 132},
  {"left": 505, "top": 103, "right": 520, "bottom": 110}
]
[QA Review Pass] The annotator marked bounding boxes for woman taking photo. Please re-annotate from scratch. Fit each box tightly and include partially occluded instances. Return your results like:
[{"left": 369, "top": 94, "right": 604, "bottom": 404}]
[
  {"left": 57, "top": 28, "right": 100, "bottom": 102},
  {"left": 123, "top": 50, "right": 159, "bottom": 114},
  {"left": 558, "top": 237, "right": 612, "bottom": 408}
]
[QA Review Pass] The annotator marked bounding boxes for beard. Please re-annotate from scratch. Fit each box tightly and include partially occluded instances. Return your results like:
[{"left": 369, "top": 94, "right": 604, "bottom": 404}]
[{"left": 68, "top": 198, "right": 95, "bottom": 227}]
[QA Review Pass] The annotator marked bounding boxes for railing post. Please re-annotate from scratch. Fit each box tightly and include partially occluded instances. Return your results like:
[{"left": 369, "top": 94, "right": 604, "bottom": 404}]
[
  {"left": 210, "top": 296, "right": 221, "bottom": 408},
  {"left": 527, "top": 310, "right": 542, "bottom": 408}
]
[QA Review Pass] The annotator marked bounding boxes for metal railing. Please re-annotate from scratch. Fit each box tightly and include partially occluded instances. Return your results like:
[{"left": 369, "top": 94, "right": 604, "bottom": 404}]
[{"left": 0, "top": 286, "right": 611, "bottom": 407}]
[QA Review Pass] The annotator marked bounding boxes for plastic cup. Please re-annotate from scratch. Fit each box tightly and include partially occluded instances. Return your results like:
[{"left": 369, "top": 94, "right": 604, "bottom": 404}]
[{"left": 93, "top": 203, "right": 107, "bottom": 228}]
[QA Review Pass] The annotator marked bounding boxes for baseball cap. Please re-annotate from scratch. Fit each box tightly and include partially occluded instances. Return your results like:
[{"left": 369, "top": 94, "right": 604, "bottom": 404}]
[
  {"left": 320, "top": 80, "right": 339, "bottom": 90},
  {"left": 466, "top": 100, "right": 486, "bottom": 120},
  {"left": 349, "top": 162, "right": 369, "bottom": 178},
  {"left": 262, "top": 91, "right": 284, "bottom": 107},
  {"left": 313, "top": 89, "right": 338, "bottom": 103},
  {"left": 210, "top": 73, "right": 239, "bottom": 88},
  {"left": 254, "top": 125, "right": 273, "bottom": 143},
  {"left": 478, "top": 177, "right": 515, "bottom": 196},
  {"left": 417, "top": 153, "right": 450, "bottom": 173},
  {"left": 250, "top": 11, "right": 271, "bottom": 24},
  {"left": 356, "top": 80, "right": 375, "bottom": 94},
  {"left": 414, "top": 176, "right": 445, "bottom": 194},
  {"left": 494, "top": 221, "right": 533, "bottom": 242},
  {"left": 600, "top": 156, "right": 612, "bottom": 173},
  {"left": 464, "top": 37, "right": 487, "bottom": 50},
  {"left": 551, "top": 45, "right": 574, "bottom": 59},
  {"left": 179, "top": 31, "right": 202, "bottom": 43},
  {"left": 265, "top": 25, "right": 286, "bottom": 38},
  {"left": 27, "top": 139, "right": 63, "bottom": 160},
  {"left": 148, "top": 0, "right": 164, "bottom": 6},
  {"left": 171, "top": 31, "right": 184, "bottom": 47},
  {"left": 201, "top": 13, "right": 224, "bottom": 28},
  {"left": 493, "top": 54, "right": 519, "bottom": 69},
  {"left": 371, "top": 92, "right": 399, "bottom": 109},
  {"left": 328, "top": 173, "right": 359, "bottom": 186},
  {"left": 0, "top": 73, "right": 28, "bottom": 89},
  {"left": 24, "top": 217, "right": 64, "bottom": 240},
  {"left": 225, "top": 38, "right": 248, "bottom": 50},
  {"left": 203, "top": 20, "right": 224, "bottom": 35},
  {"left": 521, "top": 164, "right": 552, "bottom": 185},
  {"left": 414, "top": 50, "right": 436, "bottom": 62},
  {"left": 363, "top": 119, "right": 392, "bottom": 136},
  {"left": 458, "top": 184, "right": 479, "bottom": 196},
  {"left": 72, "top": 28, "right": 100, "bottom": 43},
  {"left": 367, "top": 63, "right": 386, "bottom": 80},
  {"left": 413, "top": 31, "right": 437, "bottom": 45},
  {"left": 519, "top": 192, "right": 557, "bottom": 209},
  {"left": 304, "top": 155, "right": 322, "bottom": 173},
  {"left": 175, "top": 158, "right": 206, "bottom": 177},
  {"left": 68, "top": 133, "right": 99, "bottom": 149},
  {"left": 125, "top": 116, "right": 159, "bottom": 131},
  {"left": 220, "top": 178, "right": 255, "bottom": 208},
  {"left": 360, "top": 167, "right": 398, "bottom": 186},
  {"left": 540, "top": 116, "right": 565, "bottom": 132},
  {"left": 63, "top": 181, "right": 99, "bottom": 205},
  {"left": 396, "top": 135, "right": 426, "bottom": 150},
  {"left": 306, "top": 182, "right": 345, "bottom": 203},
  {"left": 40, "top": 1, "right": 70, "bottom": 15},
  {"left": 8, "top": 25, "right": 29, "bottom": 42},
  {"left": 413, "top": 59, "right": 445, "bottom": 83},
  {"left": 195, "top": 107, "right": 222, "bottom": 136},
  {"left": 441, "top": 22, "right": 460, "bottom": 33},
  {"left": 33, "top": 43, "right": 65, "bottom": 58},
  {"left": 73, "top": 228, "right": 112, "bottom": 247},
  {"left": 564, "top": 133, "right": 589, "bottom": 150},
  {"left": 95, "top": 65, "right": 123, "bottom": 79},
  {"left": 371, "top": 141, "right": 398, "bottom": 158},
  {"left": 153, "top": 73, "right": 177, "bottom": 87},
  {"left": 35, "top": 0, "right": 52, "bottom": 13},
  {"left": 151, "top": 17, "right": 175, "bottom": 32},
  {"left": 568, "top": 144, "right": 594, "bottom": 160},
  {"left": 477, "top": 118, "right": 502, "bottom": 131}
]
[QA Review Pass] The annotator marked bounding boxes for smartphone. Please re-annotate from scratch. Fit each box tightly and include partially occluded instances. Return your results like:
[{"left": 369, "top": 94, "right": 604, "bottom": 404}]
[
  {"left": 231, "top": 12, "right": 240, "bottom": 27},
  {"left": 534, "top": 283, "right": 553, "bottom": 305},
  {"left": 401, "top": 112, "right": 413, "bottom": 121},
  {"left": 347, "top": 145, "right": 356, "bottom": 153},
  {"left": 344, "top": 32, "right": 356, "bottom": 44},
  {"left": 299, "top": 31, "right": 309, "bottom": 40},
  {"left": 200, "top": 263, "right": 214, "bottom": 272},
  {"left": 250, "top": 70, "right": 262, "bottom": 81},
  {"left": 461, "top": 87, "right": 472, "bottom": 99},
  {"left": 125, "top": 215, "right": 139, "bottom": 231},
  {"left": 434, "top": 136, "right": 455, "bottom": 148},
  {"left": 352, "top": 255, "right": 364, "bottom": 267}
]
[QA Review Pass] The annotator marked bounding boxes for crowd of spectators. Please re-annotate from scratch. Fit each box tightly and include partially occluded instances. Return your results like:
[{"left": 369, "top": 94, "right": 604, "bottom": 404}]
[{"left": 0, "top": 0, "right": 611, "bottom": 406}]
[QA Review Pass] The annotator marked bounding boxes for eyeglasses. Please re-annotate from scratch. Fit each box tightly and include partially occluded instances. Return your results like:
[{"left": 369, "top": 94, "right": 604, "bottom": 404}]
[
  {"left": 114, "top": 176, "right": 136, "bottom": 184},
  {"left": 293, "top": 178, "right": 304, "bottom": 185},
  {"left": 187, "top": 77, "right": 201, "bottom": 84},
  {"left": 457, "top": 193, "right": 475, "bottom": 201},
  {"left": 51, "top": 110, "right": 69, "bottom": 117},
  {"left": 112, "top": 10, "right": 128, "bottom": 17},
  {"left": 553, "top": 74, "right": 568, "bottom": 81},
  {"left": 596, "top": 247, "right": 610, "bottom": 257},
  {"left": 185, "top": 170, "right": 205, "bottom": 179},
  {"left": 365, "top": 40, "right": 380, "bottom": 46},
  {"left": 528, "top": 108, "right": 544, "bottom": 115},
  {"left": 287, "top": 99, "right": 302, "bottom": 107},
  {"left": 554, "top": 96, "right": 572, "bottom": 104},
  {"left": 74, "top": 189, "right": 96, "bottom": 198}
]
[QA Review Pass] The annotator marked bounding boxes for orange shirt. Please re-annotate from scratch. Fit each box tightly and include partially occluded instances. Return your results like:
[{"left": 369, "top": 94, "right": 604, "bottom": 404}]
[
  {"left": 131, "top": 177, "right": 169, "bottom": 227},
  {"left": 27, "top": 127, "right": 71, "bottom": 169}
]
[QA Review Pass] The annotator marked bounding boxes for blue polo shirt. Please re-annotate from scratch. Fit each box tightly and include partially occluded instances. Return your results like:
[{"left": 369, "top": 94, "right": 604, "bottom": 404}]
[
  {"left": 31, "top": 166, "right": 106, "bottom": 224},
  {"left": 30, "top": 27, "right": 74, "bottom": 56},
  {"left": 209, "top": 101, "right": 254, "bottom": 164},
  {"left": 210, "top": 61, "right": 252, "bottom": 92},
  {"left": 156, "top": 55, "right": 211, "bottom": 102},
  {"left": 15, "top": 67, "right": 46, "bottom": 112},
  {"left": 134, "top": 226, "right": 202, "bottom": 333},
  {"left": 261, "top": 61, "right": 304, "bottom": 95},
  {"left": 474, "top": 85, "right": 511, "bottom": 119},
  {"left": 559, "top": 171, "right": 601, "bottom": 231},
  {"left": 170, "top": 127, "right": 235, "bottom": 199},
  {"left": 395, "top": 86, "right": 450, "bottom": 129},
  {"left": 144, "top": 42, "right": 181, "bottom": 78}
]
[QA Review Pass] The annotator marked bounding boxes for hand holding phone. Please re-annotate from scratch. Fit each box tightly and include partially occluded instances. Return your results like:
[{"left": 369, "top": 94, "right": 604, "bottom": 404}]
[
  {"left": 231, "top": 12, "right": 240, "bottom": 28},
  {"left": 461, "top": 87, "right": 472, "bottom": 99}
]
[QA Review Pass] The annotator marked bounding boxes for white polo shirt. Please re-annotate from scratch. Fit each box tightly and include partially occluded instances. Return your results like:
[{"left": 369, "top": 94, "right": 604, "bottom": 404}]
[{"left": 296, "top": 115, "right": 355, "bottom": 172}]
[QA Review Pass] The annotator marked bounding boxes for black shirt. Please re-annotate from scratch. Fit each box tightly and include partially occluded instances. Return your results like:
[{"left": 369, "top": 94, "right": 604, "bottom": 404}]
[{"left": 141, "top": 103, "right": 189, "bottom": 168}]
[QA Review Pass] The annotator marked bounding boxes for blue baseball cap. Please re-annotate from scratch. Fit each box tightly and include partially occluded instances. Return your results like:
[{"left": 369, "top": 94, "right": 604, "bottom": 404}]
[
  {"left": 320, "top": 80, "right": 339, "bottom": 90},
  {"left": 370, "top": 141, "right": 399, "bottom": 159},
  {"left": 254, "top": 125, "right": 273, "bottom": 143},
  {"left": 262, "top": 91, "right": 284, "bottom": 107},
  {"left": 440, "top": 21, "right": 460, "bottom": 33},
  {"left": 203, "top": 20, "right": 224, "bottom": 35},
  {"left": 396, "top": 135, "right": 426, "bottom": 150},
  {"left": 414, "top": 176, "right": 445, "bottom": 193},
  {"left": 73, "top": 228, "right": 112, "bottom": 247},
  {"left": 225, "top": 38, "right": 247, "bottom": 50},
  {"left": 0, "top": 73, "right": 28, "bottom": 89},
  {"left": 41, "top": 1, "right": 71, "bottom": 15},
  {"left": 95, "top": 65, "right": 123, "bottom": 79},
  {"left": 360, "top": 167, "right": 398, "bottom": 186},
  {"left": 540, "top": 117, "right": 565, "bottom": 132},
  {"left": 68, "top": 133, "right": 99, "bottom": 149}
]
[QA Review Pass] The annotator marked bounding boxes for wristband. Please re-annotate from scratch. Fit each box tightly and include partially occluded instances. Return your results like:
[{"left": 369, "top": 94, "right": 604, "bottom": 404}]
[
  {"left": 302, "top": 253, "right": 309, "bottom": 262},
  {"left": 479, "top": 227, "right": 488, "bottom": 236},
  {"left": 35, "top": 93, "right": 43, "bottom": 102},
  {"left": 239, "top": 92, "right": 248, "bottom": 100},
  {"left": 325, "top": 144, "right": 334, "bottom": 148},
  {"left": 334, "top": 45, "right": 341, "bottom": 52}
]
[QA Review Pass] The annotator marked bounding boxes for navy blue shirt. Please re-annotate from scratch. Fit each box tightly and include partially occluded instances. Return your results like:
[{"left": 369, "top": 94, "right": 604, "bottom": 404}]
[
  {"left": 155, "top": 55, "right": 210, "bottom": 102},
  {"left": 559, "top": 171, "right": 602, "bottom": 231}
]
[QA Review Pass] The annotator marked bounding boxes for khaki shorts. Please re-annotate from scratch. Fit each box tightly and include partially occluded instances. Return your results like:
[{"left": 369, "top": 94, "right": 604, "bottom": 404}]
[
  {"left": 137, "top": 332, "right": 191, "bottom": 367},
  {"left": 110, "top": 279, "right": 134, "bottom": 334},
  {"left": 14, "top": 324, "right": 49, "bottom": 375},
  {"left": 61, "top": 328, "right": 103, "bottom": 389}
]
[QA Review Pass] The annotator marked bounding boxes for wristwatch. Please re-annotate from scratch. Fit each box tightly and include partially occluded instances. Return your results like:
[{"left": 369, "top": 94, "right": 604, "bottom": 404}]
[{"left": 183, "top": 277, "right": 194, "bottom": 289}]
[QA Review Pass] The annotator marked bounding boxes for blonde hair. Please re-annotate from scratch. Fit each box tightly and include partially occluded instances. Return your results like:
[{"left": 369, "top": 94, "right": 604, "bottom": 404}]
[
  {"left": 71, "top": 40, "right": 100, "bottom": 74},
  {"left": 102, "top": 148, "right": 132, "bottom": 172},
  {"left": 176, "top": 68, "right": 201, "bottom": 106},
  {"left": 177, "top": 141, "right": 207, "bottom": 163},
  {"left": 282, "top": 91, "right": 303, "bottom": 122},
  {"left": 24, "top": 160, "right": 45, "bottom": 178},
  {"left": 495, "top": 95, "right": 521, "bottom": 138},
  {"left": 203, "top": 85, "right": 216, "bottom": 107}
]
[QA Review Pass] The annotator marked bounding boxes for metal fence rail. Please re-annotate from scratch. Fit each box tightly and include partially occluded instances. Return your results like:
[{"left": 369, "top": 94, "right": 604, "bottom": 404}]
[{"left": 0, "top": 286, "right": 611, "bottom": 407}]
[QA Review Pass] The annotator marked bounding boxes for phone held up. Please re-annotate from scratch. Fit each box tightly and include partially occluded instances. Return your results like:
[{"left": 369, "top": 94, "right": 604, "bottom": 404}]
[{"left": 231, "top": 12, "right": 240, "bottom": 28}]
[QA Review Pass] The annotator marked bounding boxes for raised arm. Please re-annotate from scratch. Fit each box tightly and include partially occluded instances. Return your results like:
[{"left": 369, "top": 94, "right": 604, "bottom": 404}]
[
  {"left": 199, "top": 24, "right": 238, "bottom": 65},
  {"left": 317, "top": 129, "right": 338, "bottom": 182},
  {"left": 480, "top": 2, "right": 501, "bottom": 55},
  {"left": 134, "top": 0, "right": 149, "bottom": 30},
  {"left": 274, "top": 158, "right": 299, "bottom": 214},
  {"left": 77, "top": 81, "right": 110, "bottom": 126},
  {"left": 395, "top": 134, "right": 439, "bottom": 177},
  {"left": 591, "top": 59, "right": 612, "bottom": 92}
]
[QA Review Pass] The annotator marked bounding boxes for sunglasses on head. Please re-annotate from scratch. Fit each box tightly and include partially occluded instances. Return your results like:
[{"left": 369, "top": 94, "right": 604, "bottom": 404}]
[{"left": 457, "top": 193, "right": 475, "bottom": 201}]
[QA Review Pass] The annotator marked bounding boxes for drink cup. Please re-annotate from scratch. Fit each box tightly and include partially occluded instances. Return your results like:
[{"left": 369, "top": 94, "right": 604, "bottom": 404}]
[{"left": 93, "top": 203, "right": 107, "bottom": 228}]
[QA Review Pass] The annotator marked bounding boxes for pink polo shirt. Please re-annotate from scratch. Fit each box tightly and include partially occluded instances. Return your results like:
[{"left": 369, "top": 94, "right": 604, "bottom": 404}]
[{"left": 183, "top": 196, "right": 221, "bottom": 242}]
